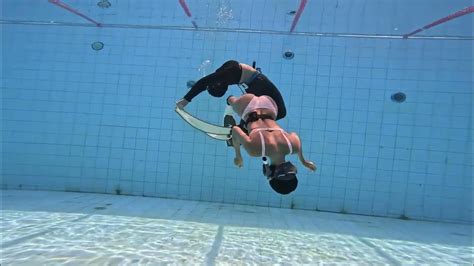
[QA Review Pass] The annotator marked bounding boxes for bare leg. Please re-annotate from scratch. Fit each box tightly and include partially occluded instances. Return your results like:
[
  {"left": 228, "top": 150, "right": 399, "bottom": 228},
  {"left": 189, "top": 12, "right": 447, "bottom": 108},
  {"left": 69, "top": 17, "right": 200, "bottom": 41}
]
[{"left": 228, "top": 93, "right": 255, "bottom": 117}]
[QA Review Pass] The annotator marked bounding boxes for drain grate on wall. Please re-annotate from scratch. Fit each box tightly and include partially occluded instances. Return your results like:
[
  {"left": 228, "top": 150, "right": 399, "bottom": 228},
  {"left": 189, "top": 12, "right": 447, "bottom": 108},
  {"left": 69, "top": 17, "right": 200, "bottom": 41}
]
[
  {"left": 97, "top": 0, "right": 111, "bottom": 8},
  {"left": 91, "top": 41, "right": 104, "bottom": 51},
  {"left": 391, "top": 92, "right": 406, "bottom": 103},
  {"left": 283, "top": 50, "right": 294, "bottom": 60}
]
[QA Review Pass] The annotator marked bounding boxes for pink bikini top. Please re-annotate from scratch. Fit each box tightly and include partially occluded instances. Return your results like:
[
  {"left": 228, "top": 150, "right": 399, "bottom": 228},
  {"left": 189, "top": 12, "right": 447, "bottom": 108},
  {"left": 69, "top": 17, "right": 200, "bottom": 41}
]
[{"left": 241, "top": 96, "right": 278, "bottom": 121}]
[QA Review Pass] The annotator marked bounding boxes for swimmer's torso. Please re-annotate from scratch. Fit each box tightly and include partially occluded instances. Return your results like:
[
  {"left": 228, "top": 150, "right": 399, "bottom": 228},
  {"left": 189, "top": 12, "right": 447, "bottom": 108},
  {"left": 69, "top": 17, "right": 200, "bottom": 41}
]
[
  {"left": 239, "top": 63, "right": 259, "bottom": 84},
  {"left": 246, "top": 119, "right": 299, "bottom": 158}
]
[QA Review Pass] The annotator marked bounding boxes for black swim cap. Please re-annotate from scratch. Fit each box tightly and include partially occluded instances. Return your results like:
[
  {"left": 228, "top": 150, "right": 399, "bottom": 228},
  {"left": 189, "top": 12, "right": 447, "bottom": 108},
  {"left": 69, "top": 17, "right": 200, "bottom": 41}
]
[
  {"left": 274, "top": 162, "right": 297, "bottom": 179},
  {"left": 268, "top": 162, "right": 298, "bottom": 194},
  {"left": 269, "top": 177, "right": 298, "bottom": 195},
  {"left": 207, "top": 82, "right": 228, "bottom": 97}
]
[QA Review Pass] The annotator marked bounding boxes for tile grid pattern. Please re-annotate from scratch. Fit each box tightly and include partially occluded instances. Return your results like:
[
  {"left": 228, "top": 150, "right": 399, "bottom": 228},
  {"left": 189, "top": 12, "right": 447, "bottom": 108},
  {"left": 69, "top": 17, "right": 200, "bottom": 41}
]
[{"left": 2, "top": 1, "right": 472, "bottom": 224}]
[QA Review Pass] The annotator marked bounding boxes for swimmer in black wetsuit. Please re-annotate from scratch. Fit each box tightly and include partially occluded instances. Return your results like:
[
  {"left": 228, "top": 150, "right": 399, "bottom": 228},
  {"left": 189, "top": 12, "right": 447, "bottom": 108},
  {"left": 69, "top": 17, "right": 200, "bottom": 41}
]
[{"left": 176, "top": 60, "right": 287, "bottom": 122}]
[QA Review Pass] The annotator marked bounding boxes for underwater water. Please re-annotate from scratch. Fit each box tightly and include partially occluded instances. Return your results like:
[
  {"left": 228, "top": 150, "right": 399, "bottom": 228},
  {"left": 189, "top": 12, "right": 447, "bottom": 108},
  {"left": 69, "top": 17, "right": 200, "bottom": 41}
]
[{"left": 1, "top": 0, "right": 473, "bottom": 264}]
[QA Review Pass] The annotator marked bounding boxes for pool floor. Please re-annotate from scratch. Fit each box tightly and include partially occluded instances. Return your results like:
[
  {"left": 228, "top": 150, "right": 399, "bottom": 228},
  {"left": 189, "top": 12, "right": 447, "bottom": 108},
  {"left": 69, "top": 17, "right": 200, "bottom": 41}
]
[{"left": 1, "top": 190, "right": 472, "bottom": 265}]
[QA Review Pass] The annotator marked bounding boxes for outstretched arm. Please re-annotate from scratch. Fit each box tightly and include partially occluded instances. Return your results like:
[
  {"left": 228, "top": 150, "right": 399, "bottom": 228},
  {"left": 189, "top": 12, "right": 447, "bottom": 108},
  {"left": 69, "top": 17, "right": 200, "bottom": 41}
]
[
  {"left": 292, "top": 133, "right": 317, "bottom": 172},
  {"left": 177, "top": 71, "right": 227, "bottom": 109},
  {"left": 182, "top": 69, "right": 232, "bottom": 102}
]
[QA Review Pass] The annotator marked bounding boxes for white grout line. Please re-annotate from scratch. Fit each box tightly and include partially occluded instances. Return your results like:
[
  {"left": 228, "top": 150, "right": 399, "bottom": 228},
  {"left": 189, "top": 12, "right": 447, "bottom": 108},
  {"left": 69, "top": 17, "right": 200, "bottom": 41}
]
[{"left": 1, "top": 20, "right": 473, "bottom": 40}]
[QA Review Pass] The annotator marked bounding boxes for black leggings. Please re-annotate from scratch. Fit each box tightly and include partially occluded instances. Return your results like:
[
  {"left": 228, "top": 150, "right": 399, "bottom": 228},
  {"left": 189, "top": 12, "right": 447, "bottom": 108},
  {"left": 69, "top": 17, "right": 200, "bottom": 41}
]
[
  {"left": 244, "top": 74, "right": 286, "bottom": 120},
  {"left": 233, "top": 74, "right": 287, "bottom": 135}
]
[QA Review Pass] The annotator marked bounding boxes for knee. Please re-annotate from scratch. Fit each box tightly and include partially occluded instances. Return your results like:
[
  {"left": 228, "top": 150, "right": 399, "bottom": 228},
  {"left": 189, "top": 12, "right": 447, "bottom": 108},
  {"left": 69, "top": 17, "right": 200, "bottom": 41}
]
[
  {"left": 227, "top": 95, "right": 237, "bottom": 105},
  {"left": 227, "top": 96, "right": 241, "bottom": 115}
]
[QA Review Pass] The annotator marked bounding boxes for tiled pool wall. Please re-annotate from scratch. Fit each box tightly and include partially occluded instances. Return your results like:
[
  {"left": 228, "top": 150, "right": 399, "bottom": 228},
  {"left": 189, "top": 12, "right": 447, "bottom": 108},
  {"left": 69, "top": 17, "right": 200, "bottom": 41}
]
[{"left": 2, "top": 0, "right": 472, "bottom": 224}]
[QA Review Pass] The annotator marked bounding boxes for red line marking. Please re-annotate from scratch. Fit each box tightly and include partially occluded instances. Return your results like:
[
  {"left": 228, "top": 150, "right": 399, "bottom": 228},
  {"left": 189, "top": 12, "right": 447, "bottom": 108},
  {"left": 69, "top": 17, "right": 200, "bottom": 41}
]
[
  {"left": 178, "top": 0, "right": 193, "bottom": 17},
  {"left": 290, "top": 0, "right": 308, "bottom": 32},
  {"left": 178, "top": 0, "right": 198, "bottom": 28},
  {"left": 48, "top": 0, "right": 101, "bottom": 27},
  {"left": 404, "top": 6, "right": 474, "bottom": 38}
]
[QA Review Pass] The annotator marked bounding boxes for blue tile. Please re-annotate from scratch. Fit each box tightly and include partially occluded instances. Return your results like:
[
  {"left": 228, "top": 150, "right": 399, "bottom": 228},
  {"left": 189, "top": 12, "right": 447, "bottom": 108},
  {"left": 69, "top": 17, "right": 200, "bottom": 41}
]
[
  {"left": 377, "top": 159, "right": 393, "bottom": 171},
  {"left": 357, "top": 200, "right": 373, "bottom": 215},
  {"left": 350, "top": 145, "right": 364, "bottom": 157},
  {"left": 366, "top": 123, "right": 381, "bottom": 134},
  {"left": 2, "top": 11, "right": 471, "bottom": 224},
  {"left": 380, "top": 135, "right": 396, "bottom": 148},
  {"left": 364, "top": 145, "right": 379, "bottom": 157}
]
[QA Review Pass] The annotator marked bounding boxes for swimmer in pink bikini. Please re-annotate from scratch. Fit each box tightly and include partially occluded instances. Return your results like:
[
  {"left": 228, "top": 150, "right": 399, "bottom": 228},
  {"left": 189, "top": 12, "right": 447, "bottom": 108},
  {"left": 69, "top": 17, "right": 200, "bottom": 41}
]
[
  {"left": 177, "top": 60, "right": 316, "bottom": 194},
  {"left": 227, "top": 93, "right": 316, "bottom": 194}
]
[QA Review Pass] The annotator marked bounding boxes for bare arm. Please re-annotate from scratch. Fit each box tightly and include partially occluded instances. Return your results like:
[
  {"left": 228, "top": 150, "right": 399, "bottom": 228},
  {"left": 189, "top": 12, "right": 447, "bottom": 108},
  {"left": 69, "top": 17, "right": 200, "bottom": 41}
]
[
  {"left": 231, "top": 126, "right": 251, "bottom": 168},
  {"left": 292, "top": 133, "right": 317, "bottom": 172}
]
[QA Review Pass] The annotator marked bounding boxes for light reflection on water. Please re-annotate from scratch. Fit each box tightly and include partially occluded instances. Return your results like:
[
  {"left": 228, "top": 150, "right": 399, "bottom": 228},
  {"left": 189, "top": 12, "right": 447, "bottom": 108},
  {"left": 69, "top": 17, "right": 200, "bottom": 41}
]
[
  {"left": 2, "top": 210, "right": 217, "bottom": 264},
  {"left": 218, "top": 226, "right": 472, "bottom": 265},
  {"left": 1, "top": 209, "right": 472, "bottom": 265}
]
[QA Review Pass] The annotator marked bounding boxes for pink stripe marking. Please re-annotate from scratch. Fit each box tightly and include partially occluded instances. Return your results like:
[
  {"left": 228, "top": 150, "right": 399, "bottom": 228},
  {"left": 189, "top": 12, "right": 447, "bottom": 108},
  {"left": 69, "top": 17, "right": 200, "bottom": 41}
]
[
  {"left": 178, "top": 0, "right": 198, "bottom": 28},
  {"left": 48, "top": 0, "right": 101, "bottom": 27},
  {"left": 404, "top": 6, "right": 474, "bottom": 38},
  {"left": 178, "top": 0, "right": 193, "bottom": 17},
  {"left": 290, "top": 0, "right": 308, "bottom": 32}
]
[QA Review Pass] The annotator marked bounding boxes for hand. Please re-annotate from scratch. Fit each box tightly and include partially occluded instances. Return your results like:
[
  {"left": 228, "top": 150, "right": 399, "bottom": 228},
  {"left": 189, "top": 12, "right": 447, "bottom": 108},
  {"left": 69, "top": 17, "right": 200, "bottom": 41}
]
[
  {"left": 234, "top": 157, "right": 243, "bottom": 168},
  {"left": 304, "top": 161, "right": 317, "bottom": 172},
  {"left": 176, "top": 98, "right": 189, "bottom": 109}
]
